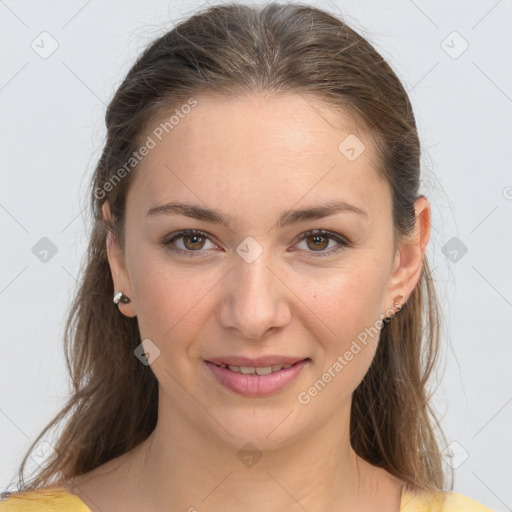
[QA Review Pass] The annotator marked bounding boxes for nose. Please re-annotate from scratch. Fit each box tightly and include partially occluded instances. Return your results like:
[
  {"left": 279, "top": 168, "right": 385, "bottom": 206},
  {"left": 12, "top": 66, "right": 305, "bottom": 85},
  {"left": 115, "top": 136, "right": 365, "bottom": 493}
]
[{"left": 218, "top": 250, "right": 292, "bottom": 340}]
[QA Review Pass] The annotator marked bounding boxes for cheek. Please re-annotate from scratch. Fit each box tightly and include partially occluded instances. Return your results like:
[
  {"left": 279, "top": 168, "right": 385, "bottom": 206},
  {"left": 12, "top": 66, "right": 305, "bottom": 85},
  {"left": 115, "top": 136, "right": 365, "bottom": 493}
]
[
  {"left": 300, "top": 265, "right": 387, "bottom": 382},
  {"left": 295, "top": 281, "right": 383, "bottom": 412},
  {"left": 305, "top": 264, "right": 387, "bottom": 333},
  {"left": 129, "top": 248, "right": 224, "bottom": 345}
]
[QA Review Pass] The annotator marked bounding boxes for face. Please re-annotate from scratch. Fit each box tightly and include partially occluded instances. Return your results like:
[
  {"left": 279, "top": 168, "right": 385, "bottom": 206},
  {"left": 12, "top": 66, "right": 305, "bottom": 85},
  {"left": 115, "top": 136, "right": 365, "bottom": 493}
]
[{"left": 106, "top": 93, "right": 428, "bottom": 450}]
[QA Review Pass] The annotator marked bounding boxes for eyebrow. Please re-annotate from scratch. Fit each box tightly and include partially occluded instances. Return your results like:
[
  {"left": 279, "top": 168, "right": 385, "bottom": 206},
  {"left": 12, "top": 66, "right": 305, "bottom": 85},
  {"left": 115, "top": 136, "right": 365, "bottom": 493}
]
[{"left": 146, "top": 199, "right": 368, "bottom": 228}]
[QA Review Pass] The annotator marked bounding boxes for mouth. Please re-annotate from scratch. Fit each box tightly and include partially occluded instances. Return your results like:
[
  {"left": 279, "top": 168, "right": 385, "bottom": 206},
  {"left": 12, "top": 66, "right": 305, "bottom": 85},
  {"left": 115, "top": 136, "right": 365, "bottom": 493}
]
[
  {"left": 204, "top": 357, "right": 311, "bottom": 397},
  {"left": 207, "top": 359, "right": 309, "bottom": 376}
]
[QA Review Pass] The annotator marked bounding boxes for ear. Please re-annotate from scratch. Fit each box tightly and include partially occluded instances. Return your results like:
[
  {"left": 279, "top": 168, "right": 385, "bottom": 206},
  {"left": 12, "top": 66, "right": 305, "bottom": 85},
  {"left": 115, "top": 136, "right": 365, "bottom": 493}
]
[
  {"left": 103, "top": 202, "right": 137, "bottom": 318},
  {"left": 383, "top": 196, "right": 431, "bottom": 317}
]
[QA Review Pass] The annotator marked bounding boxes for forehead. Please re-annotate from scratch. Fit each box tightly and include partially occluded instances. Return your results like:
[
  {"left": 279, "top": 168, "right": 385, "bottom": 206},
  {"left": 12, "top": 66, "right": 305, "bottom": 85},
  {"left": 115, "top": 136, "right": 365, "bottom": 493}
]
[
  {"left": 144, "top": 92, "right": 366, "bottom": 163},
  {"left": 128, "top": 92, "right": 389, "bottom": 222}
]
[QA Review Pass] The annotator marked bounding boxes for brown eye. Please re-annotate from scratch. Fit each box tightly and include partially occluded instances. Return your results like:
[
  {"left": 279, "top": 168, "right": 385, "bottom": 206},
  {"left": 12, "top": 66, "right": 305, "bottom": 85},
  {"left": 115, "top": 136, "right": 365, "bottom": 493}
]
[
  {"left": 162, "top": 229, "right": 218, "bottom": 256},
  {"left": 305, "top": 234, "right": 329, "bottom": 251},
  {"left": 294, "top": 229, "right": 349, "bottom": 257},
  {"left": 182, "top": 234, "right": 206, "bottom": 250}
]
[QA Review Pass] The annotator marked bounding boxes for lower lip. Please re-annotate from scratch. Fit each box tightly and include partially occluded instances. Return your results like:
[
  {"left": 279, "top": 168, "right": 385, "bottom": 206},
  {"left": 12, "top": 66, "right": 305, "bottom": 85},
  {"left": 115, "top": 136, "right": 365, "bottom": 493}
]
[{"left": 205, "top": 359, "right": 309, "bottom": 397}]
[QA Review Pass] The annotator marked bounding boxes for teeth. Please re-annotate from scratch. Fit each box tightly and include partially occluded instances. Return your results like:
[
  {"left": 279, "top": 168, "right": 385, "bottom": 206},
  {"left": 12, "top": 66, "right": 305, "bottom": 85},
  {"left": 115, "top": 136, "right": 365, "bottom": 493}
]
[
  {"left": 218, "top": 363, "right": 297, "bottom": 374},
  {"left": 255, "top": 366, "right": 272, "bottom": 376}
]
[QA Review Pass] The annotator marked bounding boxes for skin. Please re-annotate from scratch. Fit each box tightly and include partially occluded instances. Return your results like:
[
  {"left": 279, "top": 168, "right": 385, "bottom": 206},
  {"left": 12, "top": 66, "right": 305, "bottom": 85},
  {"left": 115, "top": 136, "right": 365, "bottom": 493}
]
[{"left": 65, "top": 92, "right": 431, "bottom": 512}]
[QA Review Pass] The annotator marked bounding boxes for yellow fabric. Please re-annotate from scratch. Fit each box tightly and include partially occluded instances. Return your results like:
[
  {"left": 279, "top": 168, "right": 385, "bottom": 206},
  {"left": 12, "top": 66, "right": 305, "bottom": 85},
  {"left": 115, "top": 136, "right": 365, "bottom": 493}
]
[
  {"left": 401, "top": 488, "right": 495, "bottom": 511},
  {"left": 0, "top": 486, "right": 495, "bottom": 511},
  {"left": 0, "top": 488, "right": 91, "bottom": 511}
]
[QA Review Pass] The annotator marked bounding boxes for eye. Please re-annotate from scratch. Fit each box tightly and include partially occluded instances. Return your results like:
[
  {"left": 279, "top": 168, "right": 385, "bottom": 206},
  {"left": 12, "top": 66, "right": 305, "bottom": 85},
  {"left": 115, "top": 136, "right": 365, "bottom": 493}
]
[
  {"left": 161, "top": 229, "right": 219, "bottom": 256},
  {"left": 160, "top": 228, "right": 350, "bottom": 258},
  {"left": 293, "top": 229, "right": 349, "bottom": 257}
]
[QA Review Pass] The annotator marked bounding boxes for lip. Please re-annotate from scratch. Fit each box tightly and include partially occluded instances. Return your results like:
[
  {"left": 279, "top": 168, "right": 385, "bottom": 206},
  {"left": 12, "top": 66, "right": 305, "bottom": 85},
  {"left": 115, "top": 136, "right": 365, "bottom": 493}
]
[
  {"left": 205, "top": 355, "right": 306, "bottom": 367},
  {"left": 205, "top": 358, "right": 310, "bottom": 397}
]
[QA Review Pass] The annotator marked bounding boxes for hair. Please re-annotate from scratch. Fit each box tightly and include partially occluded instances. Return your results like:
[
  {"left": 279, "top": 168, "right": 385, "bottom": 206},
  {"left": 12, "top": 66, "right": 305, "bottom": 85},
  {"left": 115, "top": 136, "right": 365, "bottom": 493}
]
[{"left": 4, "top": 0, "right": 449, "bottom": 499}]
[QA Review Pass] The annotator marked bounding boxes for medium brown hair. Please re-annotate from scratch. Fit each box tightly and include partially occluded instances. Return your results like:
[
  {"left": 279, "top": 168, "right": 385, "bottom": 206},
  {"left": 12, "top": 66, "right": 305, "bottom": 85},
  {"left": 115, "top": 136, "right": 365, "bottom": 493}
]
[{"left": 5, "top": 1, "right": 448, "bottom": 496}]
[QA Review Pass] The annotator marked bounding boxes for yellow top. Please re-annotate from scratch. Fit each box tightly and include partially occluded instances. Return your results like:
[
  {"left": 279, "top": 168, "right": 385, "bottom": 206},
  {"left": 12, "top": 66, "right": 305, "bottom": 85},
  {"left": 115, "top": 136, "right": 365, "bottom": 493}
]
[{"left": 0, "top": 486, "right": 495, "bottom": 511}]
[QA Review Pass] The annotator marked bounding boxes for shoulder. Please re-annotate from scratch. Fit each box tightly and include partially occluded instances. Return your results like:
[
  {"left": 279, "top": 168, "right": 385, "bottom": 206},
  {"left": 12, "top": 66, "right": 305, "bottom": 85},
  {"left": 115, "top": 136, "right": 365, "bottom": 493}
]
[
  {"left": 441, "top": 492, "right": 495, "bottom": 511},
  {"left": 401, "top": 489, "right": 495, "bottom": 512},
  {"left": 0, "top": 487, "right": 91, "bottom": 512}
]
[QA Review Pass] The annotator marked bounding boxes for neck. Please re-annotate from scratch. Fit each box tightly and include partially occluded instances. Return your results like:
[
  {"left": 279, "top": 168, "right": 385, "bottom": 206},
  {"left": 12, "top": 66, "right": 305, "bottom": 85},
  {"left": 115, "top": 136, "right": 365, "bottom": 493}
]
[{"left": 125, "top": 396, "right": 400, "bottom": 512}]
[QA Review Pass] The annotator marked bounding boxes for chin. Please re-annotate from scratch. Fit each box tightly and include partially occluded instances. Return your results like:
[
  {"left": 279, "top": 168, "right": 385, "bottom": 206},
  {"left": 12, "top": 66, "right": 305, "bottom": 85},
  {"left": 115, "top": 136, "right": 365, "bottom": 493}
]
[{"left": 198, "top": 402, "right": 307, "bottom": 452}]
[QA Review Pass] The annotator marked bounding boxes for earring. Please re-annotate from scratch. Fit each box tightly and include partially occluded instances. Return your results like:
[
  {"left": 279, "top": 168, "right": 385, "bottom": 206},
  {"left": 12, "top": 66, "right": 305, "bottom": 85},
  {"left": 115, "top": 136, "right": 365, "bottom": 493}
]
[
  {"left": 113, "top": 291, "right": 131, "bottom": 304},
  {"left": 392, "top": 294, "right": 404, "bottom": 311}
]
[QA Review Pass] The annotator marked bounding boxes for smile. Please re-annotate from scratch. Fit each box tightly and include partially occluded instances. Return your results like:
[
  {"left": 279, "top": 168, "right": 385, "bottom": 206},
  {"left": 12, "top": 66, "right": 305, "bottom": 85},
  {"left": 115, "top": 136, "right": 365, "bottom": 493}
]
[
  {"left": 204, "top": 358, "right": 310, "bottom": 397},
  {"left": 213, "top": 362, "right": 294, "bottom": 375}
]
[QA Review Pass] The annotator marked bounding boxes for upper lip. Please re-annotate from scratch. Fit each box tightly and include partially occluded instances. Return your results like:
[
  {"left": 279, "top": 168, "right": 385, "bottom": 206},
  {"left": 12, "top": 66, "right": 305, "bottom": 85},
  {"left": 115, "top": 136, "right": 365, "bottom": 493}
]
[{"left": 205, "top": 355, "right": 309, "bottom": 367}]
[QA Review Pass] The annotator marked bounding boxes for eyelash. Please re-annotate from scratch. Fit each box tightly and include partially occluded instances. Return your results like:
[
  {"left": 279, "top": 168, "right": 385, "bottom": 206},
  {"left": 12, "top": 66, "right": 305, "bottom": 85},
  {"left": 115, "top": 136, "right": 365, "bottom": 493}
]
[{"left": 160, "top": 229, "right": 350, "bottom": 258}]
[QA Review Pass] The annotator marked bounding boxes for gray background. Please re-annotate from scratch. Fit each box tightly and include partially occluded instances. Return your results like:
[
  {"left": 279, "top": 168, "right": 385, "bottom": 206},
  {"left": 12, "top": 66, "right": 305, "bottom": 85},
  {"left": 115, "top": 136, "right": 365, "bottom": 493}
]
[{"left": 1, "top": 1, "right": 511, "bottom": 510}]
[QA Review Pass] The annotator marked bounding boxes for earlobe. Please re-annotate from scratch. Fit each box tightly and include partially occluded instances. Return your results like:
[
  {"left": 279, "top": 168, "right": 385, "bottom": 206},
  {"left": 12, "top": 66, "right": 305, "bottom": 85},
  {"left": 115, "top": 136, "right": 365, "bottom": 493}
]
[{"left": 102, "top": 202, "right": 137, "bottom": 318}]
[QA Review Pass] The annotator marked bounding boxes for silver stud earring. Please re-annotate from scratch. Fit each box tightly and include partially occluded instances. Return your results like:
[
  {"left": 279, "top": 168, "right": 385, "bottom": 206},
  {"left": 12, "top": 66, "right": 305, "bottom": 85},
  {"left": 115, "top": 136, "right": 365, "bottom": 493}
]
[
  {"left": 392, "top": 294, "right": 404, "bottom": 311},
  {"left": 113, "top": 291, "right": 131, "bottom": 304}
]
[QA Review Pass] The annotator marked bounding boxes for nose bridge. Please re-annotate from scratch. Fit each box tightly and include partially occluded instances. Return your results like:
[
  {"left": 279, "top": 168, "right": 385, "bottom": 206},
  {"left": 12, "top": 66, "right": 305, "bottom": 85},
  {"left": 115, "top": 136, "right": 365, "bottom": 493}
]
[{"left": 219, "top": 242, "right": 290, "bottom": 339}]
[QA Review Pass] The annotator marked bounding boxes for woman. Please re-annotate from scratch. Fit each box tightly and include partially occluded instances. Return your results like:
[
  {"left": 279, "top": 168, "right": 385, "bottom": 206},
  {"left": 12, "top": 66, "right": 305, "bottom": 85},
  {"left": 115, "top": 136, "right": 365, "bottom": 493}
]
[{"left": 0, "top": 2, "right": 494, "bottom": 511}]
